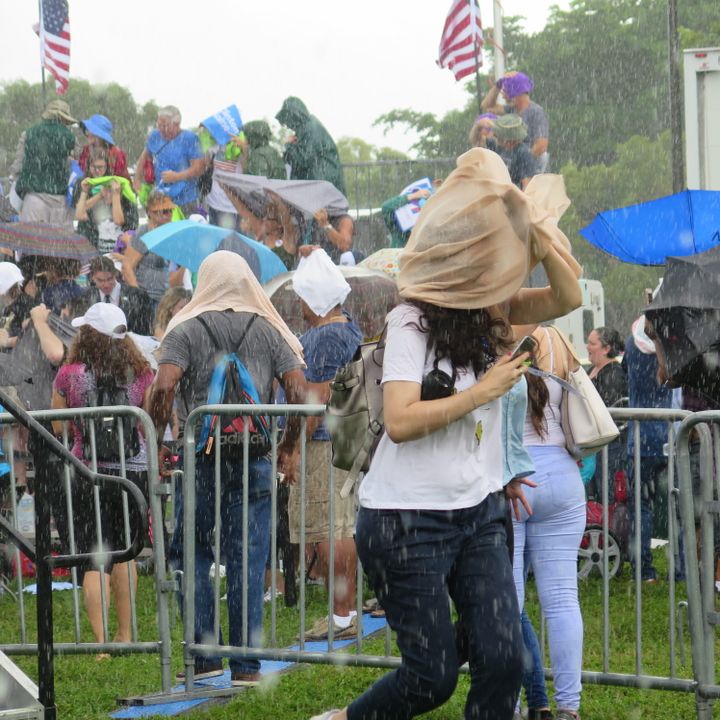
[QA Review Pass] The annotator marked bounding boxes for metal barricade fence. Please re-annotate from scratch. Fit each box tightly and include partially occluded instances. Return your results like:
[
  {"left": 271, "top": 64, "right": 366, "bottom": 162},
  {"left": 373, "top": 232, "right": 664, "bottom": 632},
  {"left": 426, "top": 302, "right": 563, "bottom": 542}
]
[
  {"left": 171, "top": 403, "right": 719, "bottom": 717},
  {"left": 0, "top": 406, "right": 173, "bottom": 695},
  {"left": 675, "top": 410, "right": 720, "bottom": 720}
]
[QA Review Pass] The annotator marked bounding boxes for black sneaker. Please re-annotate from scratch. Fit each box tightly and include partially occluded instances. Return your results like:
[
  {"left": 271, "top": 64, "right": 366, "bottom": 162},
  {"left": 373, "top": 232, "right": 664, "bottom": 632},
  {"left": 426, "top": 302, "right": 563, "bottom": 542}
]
[{"left": 175, "top": 660, "right": 224, "bottom": 681}]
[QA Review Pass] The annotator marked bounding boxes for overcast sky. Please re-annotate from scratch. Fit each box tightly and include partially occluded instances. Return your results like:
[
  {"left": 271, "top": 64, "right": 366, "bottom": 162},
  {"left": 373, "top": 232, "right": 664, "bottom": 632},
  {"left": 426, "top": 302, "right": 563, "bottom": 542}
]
[{"left": 0, "top": 1, "right": 569, "bottom": 154}]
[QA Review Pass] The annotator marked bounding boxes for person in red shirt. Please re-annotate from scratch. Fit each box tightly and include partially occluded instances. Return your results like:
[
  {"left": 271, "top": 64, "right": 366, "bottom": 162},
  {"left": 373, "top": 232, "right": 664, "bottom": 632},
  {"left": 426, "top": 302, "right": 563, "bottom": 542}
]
[{"left": 78, "top": 114, "right": 130, "bottom": 180}]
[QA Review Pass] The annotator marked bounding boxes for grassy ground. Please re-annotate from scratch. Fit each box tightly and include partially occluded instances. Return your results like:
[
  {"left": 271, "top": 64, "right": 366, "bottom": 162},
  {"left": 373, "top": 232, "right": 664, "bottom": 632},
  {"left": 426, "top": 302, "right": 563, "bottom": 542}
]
[{"left": 0, "top": 546, "right": 709, "bottom": 720}]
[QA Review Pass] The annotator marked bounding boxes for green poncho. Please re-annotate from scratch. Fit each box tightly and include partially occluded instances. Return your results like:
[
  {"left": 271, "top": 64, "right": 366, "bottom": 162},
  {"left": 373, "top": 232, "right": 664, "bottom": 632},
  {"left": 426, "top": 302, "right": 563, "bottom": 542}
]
[{"left": 276, "top": 97, "right": 346, "bottom": 194}]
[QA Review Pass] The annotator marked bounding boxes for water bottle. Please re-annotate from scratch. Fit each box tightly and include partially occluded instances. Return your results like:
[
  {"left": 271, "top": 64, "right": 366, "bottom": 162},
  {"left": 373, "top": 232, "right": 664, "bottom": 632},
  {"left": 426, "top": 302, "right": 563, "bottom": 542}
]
[{"left": 16, "top": 491, "right": 35, "bottom": 535}]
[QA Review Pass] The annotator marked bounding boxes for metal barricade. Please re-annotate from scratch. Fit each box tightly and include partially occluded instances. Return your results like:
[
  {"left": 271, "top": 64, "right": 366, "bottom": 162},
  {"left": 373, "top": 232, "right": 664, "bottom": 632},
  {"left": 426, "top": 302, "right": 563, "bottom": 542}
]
[
  {"left": 165, "top": 403, "right": 719, "bottom": 716},
  {"left": 675, "top": 410, "right": 720, "bottom": 719},
  {"left": 0, "top": 406, "right": 173, "bottom": 695}
]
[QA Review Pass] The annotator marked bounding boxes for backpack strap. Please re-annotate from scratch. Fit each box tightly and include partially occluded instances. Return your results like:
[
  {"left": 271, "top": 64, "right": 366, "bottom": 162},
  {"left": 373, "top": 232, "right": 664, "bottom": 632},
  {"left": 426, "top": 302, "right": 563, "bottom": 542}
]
[
  {"left": 196, "top": 312, "right": 257, "bottom": 356},
  {"left": 180, "top": 312, "right": 258, "bottom": 415}
]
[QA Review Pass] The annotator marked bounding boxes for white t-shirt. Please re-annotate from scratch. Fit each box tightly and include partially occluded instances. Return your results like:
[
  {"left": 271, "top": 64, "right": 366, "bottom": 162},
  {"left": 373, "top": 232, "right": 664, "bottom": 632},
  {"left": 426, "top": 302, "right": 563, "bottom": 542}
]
[{"left": 358, "top": 304, "right": 504, "bottom": 511}]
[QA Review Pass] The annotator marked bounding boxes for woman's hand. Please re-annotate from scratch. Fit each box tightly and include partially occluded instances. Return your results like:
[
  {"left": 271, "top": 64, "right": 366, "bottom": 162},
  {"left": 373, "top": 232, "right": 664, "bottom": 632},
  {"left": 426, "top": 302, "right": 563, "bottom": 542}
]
[
  {"left": 471, "top": 352, "right": 529, "bottom": 406},
  {"left": 505, "top": 476, "right": 537, "bottom": 520},
  {"left": 80, "top": 179, "right": 90, "bottom": 193}
]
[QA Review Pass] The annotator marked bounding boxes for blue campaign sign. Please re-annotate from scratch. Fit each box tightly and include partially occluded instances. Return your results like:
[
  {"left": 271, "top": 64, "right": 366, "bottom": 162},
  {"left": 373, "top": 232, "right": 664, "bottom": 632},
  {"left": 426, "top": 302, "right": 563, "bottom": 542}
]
[{"left": 201, "top": 105, "right": 243, "bottom": 146}]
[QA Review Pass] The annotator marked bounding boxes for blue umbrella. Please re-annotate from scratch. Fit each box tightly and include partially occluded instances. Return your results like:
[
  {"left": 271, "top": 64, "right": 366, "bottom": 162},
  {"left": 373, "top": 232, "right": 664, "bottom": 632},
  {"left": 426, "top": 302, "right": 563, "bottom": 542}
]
[
  {"left": 579, "top": 190, "right": 720, "bottom": 265},
  {"left": 140, "top": 220, "right": 286, "bottom": 283}
]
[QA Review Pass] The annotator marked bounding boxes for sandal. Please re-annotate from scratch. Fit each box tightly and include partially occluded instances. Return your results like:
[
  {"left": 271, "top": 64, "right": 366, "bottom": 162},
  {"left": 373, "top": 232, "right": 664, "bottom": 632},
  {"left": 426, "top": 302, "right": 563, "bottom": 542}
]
[{"left": 370, "top": 606, "right": 386, "bottom": 618}]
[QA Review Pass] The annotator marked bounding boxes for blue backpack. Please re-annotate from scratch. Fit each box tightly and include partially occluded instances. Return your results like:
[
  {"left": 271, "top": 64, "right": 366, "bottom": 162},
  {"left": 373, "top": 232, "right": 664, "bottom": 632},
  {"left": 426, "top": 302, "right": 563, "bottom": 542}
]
[{"left": 195, "top": 314, "right": 271, "bottom": 460}]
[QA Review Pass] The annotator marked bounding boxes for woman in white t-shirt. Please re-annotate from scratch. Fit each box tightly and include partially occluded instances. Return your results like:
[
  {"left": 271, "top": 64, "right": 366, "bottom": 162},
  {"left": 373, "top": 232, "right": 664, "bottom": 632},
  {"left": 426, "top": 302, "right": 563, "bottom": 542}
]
[{"left": 311, "top": 148, "right": 583, "bottom": 720}]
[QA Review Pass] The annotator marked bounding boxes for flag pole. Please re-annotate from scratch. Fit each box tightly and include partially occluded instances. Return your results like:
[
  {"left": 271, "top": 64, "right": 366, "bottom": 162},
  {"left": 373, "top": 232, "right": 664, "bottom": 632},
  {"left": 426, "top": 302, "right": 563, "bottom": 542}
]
[
  {"left": 38, "top": 0, "right": 47, "bottom": 105},
  {"left": 472, "top": 0, "right": 482, "bottom": 113},
  {"left": 493, "top": 0, "right": 505, "bottom": 77}
]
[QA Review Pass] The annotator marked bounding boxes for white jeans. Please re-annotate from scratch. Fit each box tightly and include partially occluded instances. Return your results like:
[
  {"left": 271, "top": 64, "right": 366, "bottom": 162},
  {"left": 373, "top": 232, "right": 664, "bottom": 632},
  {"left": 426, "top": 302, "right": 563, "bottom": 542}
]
[{"left": 512, "top": 445, "right": 586, "bottom": 710}]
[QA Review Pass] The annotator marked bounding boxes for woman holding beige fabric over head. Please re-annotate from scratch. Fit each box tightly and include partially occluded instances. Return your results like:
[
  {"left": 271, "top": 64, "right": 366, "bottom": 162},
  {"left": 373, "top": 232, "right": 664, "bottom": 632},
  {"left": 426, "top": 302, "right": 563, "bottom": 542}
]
[{"left": 311, "top": 149, "right": 582, "bottom": 720}]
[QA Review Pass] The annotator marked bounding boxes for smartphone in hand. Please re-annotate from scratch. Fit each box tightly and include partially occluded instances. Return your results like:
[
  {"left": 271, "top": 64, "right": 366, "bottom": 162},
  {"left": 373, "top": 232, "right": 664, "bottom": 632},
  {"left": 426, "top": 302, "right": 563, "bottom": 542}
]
[{"left": 510, "top": 335, "right": 536, "bottom": 360}]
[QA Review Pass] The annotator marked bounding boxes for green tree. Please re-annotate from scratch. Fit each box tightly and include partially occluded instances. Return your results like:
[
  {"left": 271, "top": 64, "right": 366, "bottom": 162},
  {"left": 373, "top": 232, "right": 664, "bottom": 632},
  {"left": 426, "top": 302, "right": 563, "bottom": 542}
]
[
  {"left": 0, "top": 79, "right": 158, "bottom": 176},
  {"left": 560, "top": 132, "right": 671, "bottom": 331}
]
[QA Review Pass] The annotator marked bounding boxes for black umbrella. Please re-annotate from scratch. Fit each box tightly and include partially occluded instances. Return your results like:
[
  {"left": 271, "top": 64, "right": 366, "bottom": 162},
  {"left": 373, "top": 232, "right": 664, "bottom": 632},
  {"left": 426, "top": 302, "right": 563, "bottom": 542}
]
[
  {"left": 0, "top": 222, "right": 99, "bottom": 261},
  {"left": 646, "top": 245, "right": 720, "bottom": 401}
]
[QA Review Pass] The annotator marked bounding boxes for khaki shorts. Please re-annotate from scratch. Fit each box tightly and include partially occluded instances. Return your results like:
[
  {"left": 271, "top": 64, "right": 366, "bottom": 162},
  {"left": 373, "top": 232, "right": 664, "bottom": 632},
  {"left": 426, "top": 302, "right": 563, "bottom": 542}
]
[
  {"left": 19, "top": 193, "right": 74, "bottom": 226},
  {"left": 288, "top": 441, "right": 356, "bottom": 544}
]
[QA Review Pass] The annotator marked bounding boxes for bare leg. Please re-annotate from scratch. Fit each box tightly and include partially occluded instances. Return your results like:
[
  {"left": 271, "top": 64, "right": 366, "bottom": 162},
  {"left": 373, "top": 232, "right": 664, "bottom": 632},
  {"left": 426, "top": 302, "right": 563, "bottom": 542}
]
[
  {"left": 82, "top": 570, "right": 111, "bottom": 644},
  {"left": 315, "top": 538, "right": 357, "bottom": 616},
  {"left": 110, "top": 560, "right": 137, "bottom": 643}
]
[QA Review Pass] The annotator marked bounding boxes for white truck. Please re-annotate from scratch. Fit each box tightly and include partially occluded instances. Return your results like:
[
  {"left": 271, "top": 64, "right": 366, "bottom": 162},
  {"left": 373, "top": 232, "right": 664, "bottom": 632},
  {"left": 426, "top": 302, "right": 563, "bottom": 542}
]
[
  {"left": 553, "top": 278, "right": 605, "bottom": 355},
  {"left": 684, "top": 47, "right": 720, "bottom": 190}
]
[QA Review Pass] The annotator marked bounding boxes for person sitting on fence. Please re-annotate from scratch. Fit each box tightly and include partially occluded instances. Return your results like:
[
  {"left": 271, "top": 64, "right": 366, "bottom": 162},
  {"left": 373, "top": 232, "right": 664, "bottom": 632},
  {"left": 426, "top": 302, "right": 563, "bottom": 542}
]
[
  {"left": 50, "top": 303, "right": 154, "bottom": 654},
  {"left": 287, "top": 249, "right": 363, "bottom": 641},
  {"left": 311, "top": 148, "right": 582, "bottom": 720},
  {"left": 77, "top": 114, "right": 130, "bottom": 180},
  {"left": 147, "top": 250, "right": 307, "bottom": 686},
  {"left": 74, "top": 148, "right": 139, "bottom": 255}
]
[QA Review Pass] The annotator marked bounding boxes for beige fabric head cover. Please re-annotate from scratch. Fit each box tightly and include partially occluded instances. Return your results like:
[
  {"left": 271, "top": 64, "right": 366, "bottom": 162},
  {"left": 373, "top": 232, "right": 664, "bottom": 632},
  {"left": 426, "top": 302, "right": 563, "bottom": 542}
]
[
  {"left": 398, "top": 148, "right": 578, "bottom": 309},
  {"left": 164, "top": 250, "right": 304, "bottom": 364}
]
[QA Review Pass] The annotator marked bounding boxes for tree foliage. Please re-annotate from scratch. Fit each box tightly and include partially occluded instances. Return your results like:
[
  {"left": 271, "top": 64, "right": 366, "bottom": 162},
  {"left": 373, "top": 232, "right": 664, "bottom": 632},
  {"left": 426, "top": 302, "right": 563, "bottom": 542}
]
[
  {"left": 561, "top": 132, "right": 671, "bottom": 331},
  {"left": 0, "top": 79, "right": 158, "bottom": 176}
]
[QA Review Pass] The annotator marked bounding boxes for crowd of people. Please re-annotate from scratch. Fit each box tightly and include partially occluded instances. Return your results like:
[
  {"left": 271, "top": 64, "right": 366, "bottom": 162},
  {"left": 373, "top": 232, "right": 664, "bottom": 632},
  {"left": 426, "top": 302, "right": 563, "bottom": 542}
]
[{"left": 0, "top": 69, "right": 696, "bottom": 720}]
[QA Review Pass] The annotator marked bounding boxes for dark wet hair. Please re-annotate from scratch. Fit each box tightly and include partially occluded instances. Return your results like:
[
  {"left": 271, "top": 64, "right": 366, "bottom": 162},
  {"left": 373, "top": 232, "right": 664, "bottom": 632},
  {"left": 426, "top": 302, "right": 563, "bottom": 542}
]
[
  {"left": 406, "top": 300, "right": 512, "bottom": 376},
  {"left": 594, "top": 326, "right": 623, "bottom": 358},
  {"left": 526, "top": 371, "right": 550, "bottom": 438}
]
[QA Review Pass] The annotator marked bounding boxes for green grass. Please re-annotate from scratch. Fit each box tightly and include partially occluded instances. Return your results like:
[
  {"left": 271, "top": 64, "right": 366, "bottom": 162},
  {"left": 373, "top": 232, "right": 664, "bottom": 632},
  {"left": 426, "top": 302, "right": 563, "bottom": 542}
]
[{"left": 0, "top": 546, "right": 711, "bottom": 719}]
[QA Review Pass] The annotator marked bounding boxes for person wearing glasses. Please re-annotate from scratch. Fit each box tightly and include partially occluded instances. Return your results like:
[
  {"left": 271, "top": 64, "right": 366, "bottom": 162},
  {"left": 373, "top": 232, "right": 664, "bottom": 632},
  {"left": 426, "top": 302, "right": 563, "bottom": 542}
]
[
  {"left": 74, "top": 148, "right": 138, "bottom": 254},
  {"left": 120, "top": 191, "right": 184, "bottom": 313}
]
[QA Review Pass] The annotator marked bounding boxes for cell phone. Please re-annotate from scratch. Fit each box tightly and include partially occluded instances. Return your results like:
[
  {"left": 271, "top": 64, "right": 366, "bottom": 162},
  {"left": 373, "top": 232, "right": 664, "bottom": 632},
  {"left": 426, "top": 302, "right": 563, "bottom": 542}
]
[{"left": 510, "top": 335, "right": 535, "bottom": 360}]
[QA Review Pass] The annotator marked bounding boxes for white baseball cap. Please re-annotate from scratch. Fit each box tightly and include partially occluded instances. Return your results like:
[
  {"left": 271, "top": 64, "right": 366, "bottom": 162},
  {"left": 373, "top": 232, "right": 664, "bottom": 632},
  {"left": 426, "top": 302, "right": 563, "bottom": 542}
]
[
  {"left": 0, "top": 263, "right": 24, "bottom": 295},
  {"left": 71, "top": 302, "right": 128, "bottom": 339}
]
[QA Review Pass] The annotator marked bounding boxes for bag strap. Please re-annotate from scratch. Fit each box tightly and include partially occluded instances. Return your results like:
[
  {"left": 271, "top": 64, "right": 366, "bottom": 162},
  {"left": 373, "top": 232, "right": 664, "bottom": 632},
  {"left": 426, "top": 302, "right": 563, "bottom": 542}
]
[{"left": 548, "top": 325, "right": 582, "bottom": 370}]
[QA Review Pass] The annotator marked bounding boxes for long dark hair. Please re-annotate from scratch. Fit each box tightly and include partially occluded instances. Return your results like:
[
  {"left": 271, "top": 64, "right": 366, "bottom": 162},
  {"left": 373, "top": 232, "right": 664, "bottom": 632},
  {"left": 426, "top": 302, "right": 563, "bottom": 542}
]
[
  {"left": 526, "top": 372, "right": 550, "bottom": 438},
  {"left": 407, "top": 300, "right": 512, "bottom": 376},
  {"left": 66, "top": 326, "right": 149, "bottom": 384}
]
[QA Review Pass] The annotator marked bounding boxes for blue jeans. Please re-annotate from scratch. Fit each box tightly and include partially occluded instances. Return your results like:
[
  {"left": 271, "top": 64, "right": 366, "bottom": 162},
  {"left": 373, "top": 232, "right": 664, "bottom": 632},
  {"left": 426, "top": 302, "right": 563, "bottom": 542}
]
[
  {"left": 521, "top": 608, "right": 549, "bottom": 710},
  {"left": 627, "top": 456, "right": 664, "bottom": 581},
  {"left": 348, "top": 492, "right": 523, "bottom": 720},
  {"left": 513, "top": 446, "right": 586, "bottom": 711},
  {"left": 169, "top": 455, "right": 272, "bottom": 675}
]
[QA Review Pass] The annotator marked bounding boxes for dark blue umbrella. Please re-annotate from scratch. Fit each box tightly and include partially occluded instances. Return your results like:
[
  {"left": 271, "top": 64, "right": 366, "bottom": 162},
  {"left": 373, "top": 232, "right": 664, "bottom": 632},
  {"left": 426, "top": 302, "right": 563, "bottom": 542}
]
[{"left": 579, "top": 190, "right": 720, "bottom": 265}]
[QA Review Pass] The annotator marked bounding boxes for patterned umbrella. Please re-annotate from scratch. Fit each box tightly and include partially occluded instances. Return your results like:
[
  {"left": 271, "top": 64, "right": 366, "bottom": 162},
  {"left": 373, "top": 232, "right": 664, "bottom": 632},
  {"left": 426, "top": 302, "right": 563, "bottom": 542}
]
[
  {"left": 264, "top": 266, "right": 399, "bottom": 340},
  {"left": 359, "top": 247, "right": 403, "bottom": 279},
  {"left": 0, "top": 222, "right": 98, "bottom": 261}
]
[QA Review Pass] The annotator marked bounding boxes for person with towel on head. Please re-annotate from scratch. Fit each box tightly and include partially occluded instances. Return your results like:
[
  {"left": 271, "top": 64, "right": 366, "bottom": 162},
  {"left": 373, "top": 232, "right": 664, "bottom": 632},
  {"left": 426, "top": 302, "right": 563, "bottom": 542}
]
[
  {"left": 147, "top": 250, "right": 308, "bottom": 686},
  {"left": 286, "top": 249, "right": 363, "bottom": 641},
  {"left": 311, "top": 147, "right": 582, "bottom": 720}
]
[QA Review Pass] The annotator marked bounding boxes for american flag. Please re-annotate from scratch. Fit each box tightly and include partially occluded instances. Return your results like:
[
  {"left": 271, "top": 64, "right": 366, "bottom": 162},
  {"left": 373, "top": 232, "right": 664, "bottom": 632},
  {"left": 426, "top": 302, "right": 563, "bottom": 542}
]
[
  {"left": 38, "top": 0, "right": 71, "bottom": 95},
  {"left": 437, "top": 0, "right": 483, "bottom": 81}
]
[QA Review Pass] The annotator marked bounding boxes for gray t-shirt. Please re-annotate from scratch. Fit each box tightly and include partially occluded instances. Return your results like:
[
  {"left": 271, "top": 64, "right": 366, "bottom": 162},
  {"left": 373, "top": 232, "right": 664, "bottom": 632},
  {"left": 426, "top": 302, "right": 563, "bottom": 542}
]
[
  {"left": 132, "top": 226, "right": 170, "bottom": 303},
  {"left": 159, "top": 310, "right": 302, "bottom": 435},
  {"left": 520, "top": 101, "right": 549, "bottom": 149}
]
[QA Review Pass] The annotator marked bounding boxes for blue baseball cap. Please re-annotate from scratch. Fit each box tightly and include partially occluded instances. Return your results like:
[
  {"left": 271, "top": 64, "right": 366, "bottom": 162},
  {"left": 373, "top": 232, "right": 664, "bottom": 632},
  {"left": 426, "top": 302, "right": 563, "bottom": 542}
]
[{"left": 80, "top": 114, "right": 115, "bottom": 146}]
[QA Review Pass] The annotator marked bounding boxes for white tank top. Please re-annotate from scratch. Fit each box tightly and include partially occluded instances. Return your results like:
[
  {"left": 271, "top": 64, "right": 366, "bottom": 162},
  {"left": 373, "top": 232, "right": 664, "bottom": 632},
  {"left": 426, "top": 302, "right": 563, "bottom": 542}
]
[{"left": 523, "top": 327, "right": 566, "bottom": 447}]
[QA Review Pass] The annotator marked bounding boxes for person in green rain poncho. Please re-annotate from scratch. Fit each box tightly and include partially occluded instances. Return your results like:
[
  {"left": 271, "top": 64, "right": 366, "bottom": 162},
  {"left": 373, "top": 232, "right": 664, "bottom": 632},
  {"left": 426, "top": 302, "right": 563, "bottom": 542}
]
[
  {"left": 276, "top": 97, "right": 346, "bottom": 195},
  {"left": 243, "top": 120, "right": 286, "bottom": 179}
]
